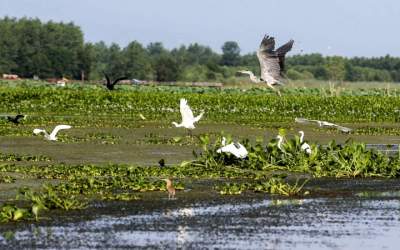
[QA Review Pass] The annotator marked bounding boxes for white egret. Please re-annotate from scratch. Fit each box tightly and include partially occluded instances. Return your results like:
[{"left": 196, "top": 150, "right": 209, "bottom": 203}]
[
  {"left": 298, "top": 131, "right": 312, "bottom": 154},
  {"left": 33, "top": 125, "right": 72, "bottom": 141},
  {"left": 216, "top": 137, "right": 248, "bottom": 159},
  {"left": 295, "top": 118, "right": 352, "bottom": 133},
  {"left": 238, "top": 35, "right": 294, "bottom": 96},
  {"left": 276, "top": 135, "right": 285, "bottom": 151},
  {"left": 139, "top": 113, "right": 146, "bottom": 120},
  {"left": 172, "top": 98, "right": 204, "bottom": 131}
]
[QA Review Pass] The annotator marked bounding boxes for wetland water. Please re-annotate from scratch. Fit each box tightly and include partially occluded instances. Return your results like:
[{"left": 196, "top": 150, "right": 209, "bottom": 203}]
[{"left": 1, "top": 180, "right": 400, "bottom": 249}]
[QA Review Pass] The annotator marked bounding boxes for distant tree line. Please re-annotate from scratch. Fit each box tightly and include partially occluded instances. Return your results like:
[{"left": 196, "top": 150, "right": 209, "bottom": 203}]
[{"left": 1, "top": 17, "right": 400, "bottom": 83}]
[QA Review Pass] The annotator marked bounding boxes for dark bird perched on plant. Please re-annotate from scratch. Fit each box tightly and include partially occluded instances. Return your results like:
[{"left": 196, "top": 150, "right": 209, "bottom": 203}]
[
  {"left": 238, "top": 35, "right": 294, "bottom": 96},
  {"left": 5, "top": 114, "right": 26, "bottom": 124},
  {"left": 103, "top": 72, "right": 128, "bottom": 90},
  {"left": 158, "top": 159, "right": 165, "bottom": 167}
]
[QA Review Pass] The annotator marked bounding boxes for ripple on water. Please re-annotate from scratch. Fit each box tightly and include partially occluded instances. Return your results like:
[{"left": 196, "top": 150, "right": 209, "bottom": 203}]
[{"left": 1, "top": 198, "right": 400, "bottom": 249}]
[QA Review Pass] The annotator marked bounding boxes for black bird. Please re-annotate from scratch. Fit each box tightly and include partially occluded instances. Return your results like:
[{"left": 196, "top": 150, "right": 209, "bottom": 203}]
[
  {"left": 103, "top": 72, "right": 128, "bottom": 90},
  {"left": 6, "top": 114, "right": 26, "bottom": 124},
  {"left": 158, "top": 159, "right": 165, "bottom": 168}
]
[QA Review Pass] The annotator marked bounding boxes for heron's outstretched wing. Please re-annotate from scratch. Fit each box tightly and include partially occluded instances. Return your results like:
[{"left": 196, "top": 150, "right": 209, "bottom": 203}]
[
  {"left": 330, "top": 124, "right": 352, "bottom": 133},
  {"left": 50, "top": 125, "right": 72, "bottom": 138},
  {"left": 295, "top": 118, "right": 320, "bottom": 124},
  {"left": 112, "top": 76, "right": 128, "bottom": 86},
  {"left": 179, "top": 98, "right": 195, "bottom": 122},
  {"left": 276, "top": 40, "right": 294, "bottom": 73},
  {"left": 257, "top": 36, "right": 281, "bottom": 83}
]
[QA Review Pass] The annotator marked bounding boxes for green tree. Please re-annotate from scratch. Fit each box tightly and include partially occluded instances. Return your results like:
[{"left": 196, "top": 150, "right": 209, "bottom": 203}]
[
  {"left": 155, "top": 54, "right": 180, "bottom": 81},
  {"left": 123, "top": 41, "right": 153, "bottom": 79},
  {"left": 221, "top": 41, "right": 241, "bottom": 66},
  {"left": 324, "top": 56, "right": 346, "bottom": 81}
]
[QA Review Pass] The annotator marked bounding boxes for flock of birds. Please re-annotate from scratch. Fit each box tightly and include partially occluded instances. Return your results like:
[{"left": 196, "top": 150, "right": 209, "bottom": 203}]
[{"left": 2, "top": 34, "right": 355, "bottom": 199}]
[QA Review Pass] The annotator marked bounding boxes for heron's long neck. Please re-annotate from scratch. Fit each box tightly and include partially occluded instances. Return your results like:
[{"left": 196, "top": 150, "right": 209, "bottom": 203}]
[
  {"left": 277, "top": 137, "right": 283, "bottom": 150},
  {"left": 248, "top": 72, "right": 261, "bottom": 83},
  {"left": 172, "top": 122, "right": 183, "bottom": 128},
  {"left": 299, "top": 133, "right": 304, "bottom": 143},
  {"left": 166, "top": 180, "right": 173, "bottom": 188}
]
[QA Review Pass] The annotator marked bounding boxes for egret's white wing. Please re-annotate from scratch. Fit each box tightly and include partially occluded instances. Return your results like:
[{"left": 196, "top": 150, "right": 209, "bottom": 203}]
[
  {"left": 301, "top": 143, "right": 312, "bottom": 154},
  {"left": 179, "top": 98, "right": 195, "bottom": 122},
  {"left": 193, "top": 111, "right": 204, "bottom": 122},
  {"left": 50, "top": 125, "right": 72, "bottom": 138},
  {"left": 217, "top": 143, "right": 248, "bottom": 159},
  {"left": 33, "top": 128, "right": 46, "bottom": 135}
]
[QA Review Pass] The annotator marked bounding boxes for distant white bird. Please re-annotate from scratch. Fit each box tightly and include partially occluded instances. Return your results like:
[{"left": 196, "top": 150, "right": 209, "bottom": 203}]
[
  {"left": 216, "top": 137, "right": 248, "bottom": 159},
  {"left": 298, "top": 131, "right": 312, "bottom": 155},
  {"left": 295, "top": 118, "right": 352, "bottom": 133},
  {"left": 139, "top": 113, "right": 146, "bottom": 120},
  {"left": 33, "top": 125, "right": 72, "bottom": 141},
  {"left": 172, "top": 98, "right": 204, "bottom": 130},
  {"left": 238, "top": 35, "right": 294, "bottom": 96}
]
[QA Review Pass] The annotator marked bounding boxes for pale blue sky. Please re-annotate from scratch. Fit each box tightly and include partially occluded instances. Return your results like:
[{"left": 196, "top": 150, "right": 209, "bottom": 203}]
[{"left": 1, "top": 0, "right": 399, "bottom": 57}]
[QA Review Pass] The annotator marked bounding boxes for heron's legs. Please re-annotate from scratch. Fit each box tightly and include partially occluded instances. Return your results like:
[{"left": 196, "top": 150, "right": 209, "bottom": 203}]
[{"left": 267, "top": 83, "right": 281, "bottom": 96}]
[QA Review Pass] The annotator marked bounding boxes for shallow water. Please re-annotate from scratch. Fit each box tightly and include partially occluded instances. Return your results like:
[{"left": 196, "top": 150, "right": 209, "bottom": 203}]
[{"left": 1, "top": 193, "right": 399, "bottom": 249}]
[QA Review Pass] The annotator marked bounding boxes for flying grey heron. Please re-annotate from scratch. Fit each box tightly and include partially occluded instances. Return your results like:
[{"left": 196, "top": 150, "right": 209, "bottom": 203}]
[
  {"left": 238, "top": 35, "right": 294, "bottom": 96},
  {"left": 295, "top": 118, "right": 352, "bottom": 133}
]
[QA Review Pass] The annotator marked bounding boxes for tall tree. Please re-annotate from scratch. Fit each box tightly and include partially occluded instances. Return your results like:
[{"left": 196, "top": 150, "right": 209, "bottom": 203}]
[
  {"left": 221, "top": 41, "right": 240, "bottom": 66},
  {"left": 123, "top": 41, "right": 153, "bottom": 79}
]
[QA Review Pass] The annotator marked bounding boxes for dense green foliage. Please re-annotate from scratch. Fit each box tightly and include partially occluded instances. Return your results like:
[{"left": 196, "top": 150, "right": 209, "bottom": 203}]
[
  {"left": 0, "top": 84, "right": 400, "bottom": 124},
  {"left": 2, "top": 17, "right": 400, "bottom": 83},
  {"left": 192, "top": 134, "right": 400, "bottom": 178}
]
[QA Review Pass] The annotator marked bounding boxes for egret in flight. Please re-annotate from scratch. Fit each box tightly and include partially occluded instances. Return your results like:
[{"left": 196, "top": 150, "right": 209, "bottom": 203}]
[
  {"left": 33, "top": 125, "right": 72, "bottom": 141},
  {"left": 238, "top": 35, "right": 294, "bottom": 96},
  {"left": 295, "top": 118, "right": 352, "bottom": 133},
  {"left": 216, "top": 137, "right": 248, "bottom": 159},
  {"left": 298, "top": 131, "right": 312, "bottom": 154},
  {"left": 172, "top": 98, "right": 204, "bottom": 133}
]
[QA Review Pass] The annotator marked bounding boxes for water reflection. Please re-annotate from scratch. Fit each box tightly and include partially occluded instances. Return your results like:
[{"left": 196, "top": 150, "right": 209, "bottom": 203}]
[{"left": 0, "top": 197, "right": 399, "bottom": 249}]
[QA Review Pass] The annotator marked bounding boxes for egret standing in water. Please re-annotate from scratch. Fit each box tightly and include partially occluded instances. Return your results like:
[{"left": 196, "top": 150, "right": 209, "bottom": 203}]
[
  {"left": 298, "top": 131, "right": 312, "bottom": 154},
  {"left": 162, "top": 178, "right": 176, "bottom": 200},
  {"left": 276, "top": 135, "right": 285, "bottom": 151},
  {"left": 238, "top": 35, "right": 294, "bottom": 96},
  {"left": 33, "top": 125, "right": 72, "bottom": 141},
  {"left": 172, "top": 98, "right": 204, "bottom": 135},
  {"left": 216, "top": 137, "right": 248, "bottom": 159}
]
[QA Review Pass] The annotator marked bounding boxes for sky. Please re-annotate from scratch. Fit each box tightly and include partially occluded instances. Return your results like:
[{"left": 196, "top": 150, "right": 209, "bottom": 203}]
[{"left": 0, "top": 0, "right": 400, "bottom": 57}]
